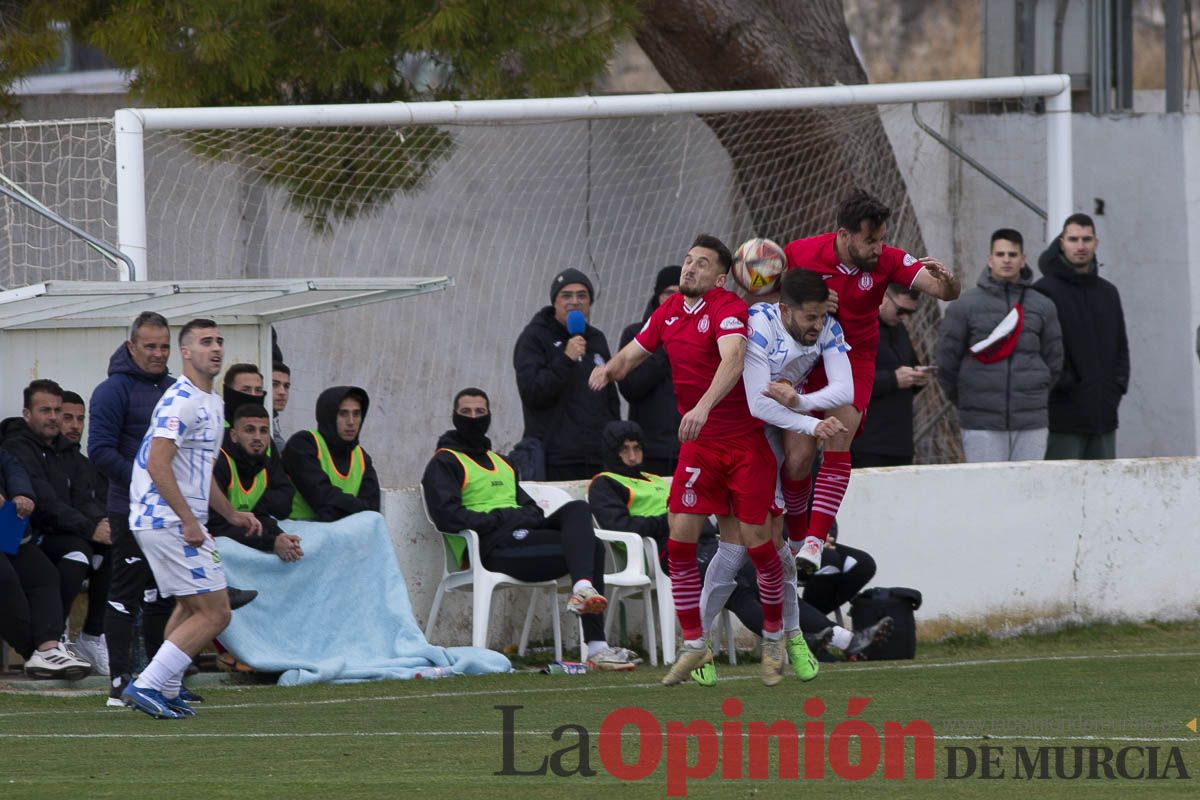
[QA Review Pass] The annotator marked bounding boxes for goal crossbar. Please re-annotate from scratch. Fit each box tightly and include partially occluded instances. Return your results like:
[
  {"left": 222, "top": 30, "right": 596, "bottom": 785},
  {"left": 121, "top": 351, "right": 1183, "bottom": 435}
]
[{"left": 113, "top": 75, "right": 1073, "bottom": 280}]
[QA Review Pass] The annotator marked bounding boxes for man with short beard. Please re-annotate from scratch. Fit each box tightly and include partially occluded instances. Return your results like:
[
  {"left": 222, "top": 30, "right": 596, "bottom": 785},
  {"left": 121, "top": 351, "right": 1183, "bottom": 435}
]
[
  {"left": 209, "top": 404, "right": 300, "bottom": 562},
  {"left": 779, "top": 191, "right": 960, "bottom": 567}
]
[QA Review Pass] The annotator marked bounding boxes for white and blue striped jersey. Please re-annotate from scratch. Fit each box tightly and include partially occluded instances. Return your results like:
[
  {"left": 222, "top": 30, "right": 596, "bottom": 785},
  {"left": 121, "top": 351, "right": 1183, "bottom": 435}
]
[
  {"left": 129, "top": 376, "right": 223, "bottom": 530},
  {"left": 743, "top": 302, "right": 853, "bottom": 435}
]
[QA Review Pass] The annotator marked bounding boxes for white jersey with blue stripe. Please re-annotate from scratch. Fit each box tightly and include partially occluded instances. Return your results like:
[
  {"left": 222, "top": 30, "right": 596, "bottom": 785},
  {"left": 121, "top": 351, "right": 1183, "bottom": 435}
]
[
  {"left": 743, "top": 302, "right": 853, "bottom": 434},
  {"left": 129, "top": 376, "right": 223, "bottom": 531}
]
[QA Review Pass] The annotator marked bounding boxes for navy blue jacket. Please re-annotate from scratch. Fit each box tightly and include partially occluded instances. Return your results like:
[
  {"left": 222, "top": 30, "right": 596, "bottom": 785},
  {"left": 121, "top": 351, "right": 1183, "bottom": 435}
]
[{"left": 87, "top": 344, "right": 174, "bottom": 515}]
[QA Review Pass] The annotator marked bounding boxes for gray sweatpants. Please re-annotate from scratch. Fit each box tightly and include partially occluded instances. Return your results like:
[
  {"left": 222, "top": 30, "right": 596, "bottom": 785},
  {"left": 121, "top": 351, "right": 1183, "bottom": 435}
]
[{"left": 961, "top": 428, "right": 1048, "bottom": 463}]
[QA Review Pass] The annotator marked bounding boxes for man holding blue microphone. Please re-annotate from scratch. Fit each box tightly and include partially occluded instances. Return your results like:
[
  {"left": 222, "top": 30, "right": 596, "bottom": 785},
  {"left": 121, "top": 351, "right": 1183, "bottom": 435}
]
[{"left": 513, "top": 268, "right": 618, "bottom": 481}]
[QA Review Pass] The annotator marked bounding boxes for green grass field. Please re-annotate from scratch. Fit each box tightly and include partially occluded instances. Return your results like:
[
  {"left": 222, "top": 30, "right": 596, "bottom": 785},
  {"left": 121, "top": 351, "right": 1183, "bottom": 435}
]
[{"left": 3, "top": 622, "right": 1199, "bottom": 799}]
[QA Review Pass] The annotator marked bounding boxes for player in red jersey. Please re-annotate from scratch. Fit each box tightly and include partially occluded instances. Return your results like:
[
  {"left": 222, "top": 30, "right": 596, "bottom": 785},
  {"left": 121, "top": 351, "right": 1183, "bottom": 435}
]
[
  {"left": 781, "top": 190, "right": 960, "bottom": 573},
  {"left": 590, "top": 234, "right": 793, "bottom": 687}
]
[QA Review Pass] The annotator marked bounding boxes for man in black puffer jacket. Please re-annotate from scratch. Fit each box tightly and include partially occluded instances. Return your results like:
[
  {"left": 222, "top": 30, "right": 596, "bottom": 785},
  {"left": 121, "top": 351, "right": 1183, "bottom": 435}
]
[
  {"left": 1033, "top": 214, "right": 1129, "bottom": 460},
  {"left": 937, "top": 229, "right": 1063, "bottom": 462},
  {"left": 513, "top": 268, "right": 619, "bottom": 480}
]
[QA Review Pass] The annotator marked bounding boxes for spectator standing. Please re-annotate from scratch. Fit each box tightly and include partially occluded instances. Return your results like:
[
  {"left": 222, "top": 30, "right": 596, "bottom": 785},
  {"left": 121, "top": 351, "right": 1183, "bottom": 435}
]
[
  {"left": 283, "top": 386, "right": 381, "bottom": 521},
  {"left": 513, "top": 269, "right": 619, "bottom": 480},
  {"left": 271, "top": 362, "right": 291, "bottom": 454},
  {"left": 936, "top": 229, "right": 1063, "bottom": 462},
  {"left": 88, "top": 312, "right": 177, "bottom": 704},
  {"left": 617, "top": 266, "right": 682, "bottom": 475},
  {"left": 852, "top": 284, "right": 928, "bottom": 467},
  {"left": 1034, "top": 214, "right": 1129, "bottom": 459}
]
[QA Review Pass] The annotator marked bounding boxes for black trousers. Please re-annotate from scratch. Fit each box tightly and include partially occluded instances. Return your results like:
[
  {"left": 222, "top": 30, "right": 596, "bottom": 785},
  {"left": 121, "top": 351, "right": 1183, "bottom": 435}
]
[
  {"left": 38, "top": 533, "right": 94, "bottom": 631},
  {"left": 803, "top": 543, "right": 877, "bottom": 616},
  {"left": 544, "top": 462, "right": 604, "bottom": 482},
  {"left": 486, "top": 500, "right": 607, "bottom": 643},
  {"left": 0, "top": 540, "right": 64, "bottom": 659},
  {"left": 102, "top": 514, "right": 173, "bottom": 677}
]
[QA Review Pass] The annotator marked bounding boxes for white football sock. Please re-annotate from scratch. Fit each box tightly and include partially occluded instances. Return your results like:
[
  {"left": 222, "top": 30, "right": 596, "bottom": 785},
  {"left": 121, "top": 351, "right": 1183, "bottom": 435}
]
[{"left": 699, "top": 542, "right": 746, "bottom": 637}]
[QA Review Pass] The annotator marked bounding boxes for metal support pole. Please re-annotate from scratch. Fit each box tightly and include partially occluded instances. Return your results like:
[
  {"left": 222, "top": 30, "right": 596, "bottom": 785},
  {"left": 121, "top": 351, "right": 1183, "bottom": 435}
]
[{"left": 1046, "top": 86, "right": 1075, "bottom": 240}]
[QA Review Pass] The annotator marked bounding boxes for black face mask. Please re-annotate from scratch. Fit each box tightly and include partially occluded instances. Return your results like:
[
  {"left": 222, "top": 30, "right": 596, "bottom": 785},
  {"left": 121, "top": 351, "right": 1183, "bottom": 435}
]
[{"left": 453, "top": 413, "right": 491, "bottom": 447}]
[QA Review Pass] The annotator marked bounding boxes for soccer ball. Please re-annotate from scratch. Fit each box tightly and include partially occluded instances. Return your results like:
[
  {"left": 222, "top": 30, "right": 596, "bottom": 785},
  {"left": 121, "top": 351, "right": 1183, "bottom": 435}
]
[{"left": 731, "top": 238, "right": 786, "bottom": 295}]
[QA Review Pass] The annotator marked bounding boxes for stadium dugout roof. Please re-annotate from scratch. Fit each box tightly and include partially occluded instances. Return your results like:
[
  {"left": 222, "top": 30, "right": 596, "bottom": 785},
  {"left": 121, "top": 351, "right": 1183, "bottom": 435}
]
[{"left": 0, "top": 277, "right": 452, "bottom": 330}]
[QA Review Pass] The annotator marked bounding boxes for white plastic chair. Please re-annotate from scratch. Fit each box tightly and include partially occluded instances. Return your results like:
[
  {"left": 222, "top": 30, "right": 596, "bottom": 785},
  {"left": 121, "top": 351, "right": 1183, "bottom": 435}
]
[
  {"left": 421, "top": 492, "right": 563, "bottom": 661},
  {"left": 643, "top": 535, "right": 737, "bottom": 665},
  {"left": 590, "top": 525, "right": 657, "bottom": 665}
]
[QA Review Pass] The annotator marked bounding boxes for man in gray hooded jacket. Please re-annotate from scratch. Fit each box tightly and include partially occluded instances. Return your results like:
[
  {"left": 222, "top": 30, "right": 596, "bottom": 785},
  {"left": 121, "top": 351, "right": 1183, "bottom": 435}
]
[{"left": 935, "top": 229, "right": 1063, "bottom": 462}]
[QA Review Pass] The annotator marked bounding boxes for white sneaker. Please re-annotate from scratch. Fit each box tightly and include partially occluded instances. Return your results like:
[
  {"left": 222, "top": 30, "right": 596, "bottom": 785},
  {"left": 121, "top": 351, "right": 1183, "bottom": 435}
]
[
  {"left": 72, "top": 633, "right": 110, "bottom": 676},
  {"left": 795, "top": 536, "right": 823, "bottom": 577},
  {"left": 24, "top": 644, "right": 91, "bottom": 681},
  {"left": 586, "top": 646, "right": 644, "bottom": 672}
]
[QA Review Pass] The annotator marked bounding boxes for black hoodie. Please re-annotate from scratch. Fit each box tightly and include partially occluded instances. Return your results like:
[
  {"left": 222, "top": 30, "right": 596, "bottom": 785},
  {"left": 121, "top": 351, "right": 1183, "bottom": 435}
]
[
  {"left": 0, "top": 417, "right": 105, "bottom": 540},
  {"left": 281, "top": 386, "right": 380, "bottom": 521},
  {"left": 512, "top": 306, "right": 619, "bottom": 469},
  {"left": 420, "top": 429, "right": 545, "bottom": 559},
  {"left": 587, "top": 420, "right": 670, "bottom": 544},
  {"left": 209, "top": 437, "right": 294, "bottom": 549},
  {"left": 1033, "top": 243, "right": 1129, "bottom": 435}
]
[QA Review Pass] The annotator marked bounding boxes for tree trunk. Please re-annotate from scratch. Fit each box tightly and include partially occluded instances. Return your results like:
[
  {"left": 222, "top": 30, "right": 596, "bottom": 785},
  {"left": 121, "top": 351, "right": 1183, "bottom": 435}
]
[{"left": 636, "top": 0, "right": 960, "bottom": 462}]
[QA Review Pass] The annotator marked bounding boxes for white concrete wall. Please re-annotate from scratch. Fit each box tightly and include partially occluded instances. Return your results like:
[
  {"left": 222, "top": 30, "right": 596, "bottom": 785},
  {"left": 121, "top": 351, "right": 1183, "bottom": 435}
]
[{"left": 382, "top": 457, "right": 1200, "bottom": 651}]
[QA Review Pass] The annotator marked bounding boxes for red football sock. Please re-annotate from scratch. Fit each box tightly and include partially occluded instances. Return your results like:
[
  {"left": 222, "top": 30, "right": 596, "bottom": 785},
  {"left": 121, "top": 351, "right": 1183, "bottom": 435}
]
[
  {"left": 747, "top": 540, "right": 784, "bottom": 635},
  {"left": 809, "top": 450, "right": 851, "bottom": 541},
  {"left": 780, "top": 473, "right": 812, "bottom": 543},
  {"left": 667, "top": 539, "right": 703, "bottom": 641}
]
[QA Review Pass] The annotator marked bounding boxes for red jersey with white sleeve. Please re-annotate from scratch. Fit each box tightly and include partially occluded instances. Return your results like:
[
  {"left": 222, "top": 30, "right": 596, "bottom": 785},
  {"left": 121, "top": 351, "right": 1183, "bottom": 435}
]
[
  {"left": 634, "top": 285, "right": 761, "bottom": 441},
  {"left": 784, "top": 232, "right": 924, "bottom": 359}
]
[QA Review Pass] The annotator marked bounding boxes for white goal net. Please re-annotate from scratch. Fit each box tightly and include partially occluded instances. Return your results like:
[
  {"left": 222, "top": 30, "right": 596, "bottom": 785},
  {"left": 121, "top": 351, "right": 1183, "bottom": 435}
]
[{"left": 0, "top": 79, "right": 1069, "bottom": 482}]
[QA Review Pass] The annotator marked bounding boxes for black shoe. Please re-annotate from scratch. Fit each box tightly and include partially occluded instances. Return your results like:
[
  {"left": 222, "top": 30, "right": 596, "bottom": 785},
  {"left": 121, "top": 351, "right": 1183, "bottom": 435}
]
[
  {"left": 106, "top": 673, "right": 132, "bottom": 708},
  {"left": 227, "top": 586, "right": 258, "bottom": 610},
  {"left": 845, "top": 616, "right": 893, "bottom": 660}
]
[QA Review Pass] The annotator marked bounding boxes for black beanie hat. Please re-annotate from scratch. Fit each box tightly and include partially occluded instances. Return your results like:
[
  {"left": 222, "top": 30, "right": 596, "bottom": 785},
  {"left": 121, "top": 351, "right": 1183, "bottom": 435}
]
[
  {"left": 550, "top": 268, "right": 596, "bottom": 304},
  {"left": 653, "top": 265, "right": 682, "bottom": 298}
]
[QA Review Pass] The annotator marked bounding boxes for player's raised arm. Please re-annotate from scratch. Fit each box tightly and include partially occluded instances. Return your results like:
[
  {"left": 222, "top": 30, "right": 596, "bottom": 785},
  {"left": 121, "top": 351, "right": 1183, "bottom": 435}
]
[
  {"left": 589, "top": 337, "right": 652, "bottom": 390},
  {"left": 911, "top": 256, "right": 961, "bottom": 301}
]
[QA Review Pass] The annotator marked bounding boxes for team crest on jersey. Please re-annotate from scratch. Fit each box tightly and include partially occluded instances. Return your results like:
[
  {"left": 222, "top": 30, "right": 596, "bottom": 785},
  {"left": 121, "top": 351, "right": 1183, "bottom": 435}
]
[
  {"left": 858, "top": 273, "right": 874, "bottom": 290},
  {"left": 903, "top": 252, "right": 917, "bottom": 267},
  {"left": 166, "top": 417, "right": 180, "bottom": 432},
  {"left": 697, "top": 315, "right": 710, "bottom": 333},
  {"left": 682, "top": 489, "right": 698, "bottom": 508},
  {"left": 719, "top": 316, "right": 743, "bottom": 331}
]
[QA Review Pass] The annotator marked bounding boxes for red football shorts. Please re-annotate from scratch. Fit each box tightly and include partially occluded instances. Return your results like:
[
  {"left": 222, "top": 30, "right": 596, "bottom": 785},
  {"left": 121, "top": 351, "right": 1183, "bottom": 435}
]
[
  {"left": 668, "top": 429, "right": 775, "bottom": 525},
  {"left": 802, "top": 350, "right": 876, "bottom": 434}
]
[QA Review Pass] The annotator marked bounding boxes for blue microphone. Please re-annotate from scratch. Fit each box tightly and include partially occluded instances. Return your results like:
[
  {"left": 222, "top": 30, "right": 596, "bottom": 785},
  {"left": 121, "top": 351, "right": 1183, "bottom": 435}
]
[{"left": 566, "top": 309, "right": 586, "bottom": 336}]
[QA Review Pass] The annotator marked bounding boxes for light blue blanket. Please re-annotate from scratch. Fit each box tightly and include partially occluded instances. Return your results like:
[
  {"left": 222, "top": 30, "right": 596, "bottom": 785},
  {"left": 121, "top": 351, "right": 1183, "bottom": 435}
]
[{"left": 216, "top": 511, "right": 511, "bottom": 685}]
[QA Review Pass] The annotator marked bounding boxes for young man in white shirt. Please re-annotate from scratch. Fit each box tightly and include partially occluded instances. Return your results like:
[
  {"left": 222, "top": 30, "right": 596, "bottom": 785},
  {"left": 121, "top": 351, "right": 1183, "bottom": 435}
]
[{"left": 124, "top": 318, "right": 261, "bottom": 719}]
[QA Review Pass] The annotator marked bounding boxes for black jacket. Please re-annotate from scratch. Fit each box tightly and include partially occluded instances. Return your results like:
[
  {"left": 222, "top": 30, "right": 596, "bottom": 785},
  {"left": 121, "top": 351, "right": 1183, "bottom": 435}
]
[
  {"left": 282, "top": 386, "right": 380, "bottom": 521},
  {"left": 0, "top": 418, "right": 105, "bottom": 540},
  {"left": 852, "top": 319, "right": 923, "bottom": 460},
  {"left": 512, "top": 306, "right": 619, "bottom": 468},
  {"left": 1034, "top": 244, "right": 1130, "bottom": 435},
  {"left": 209, "top": 441, "right": 294, "bottom": 550},
  {"left": 88, "top": 344, "right": 173, "bottom": 515},
  {"left": 420, "top": 429, "right": 545, "bottom": 559},
  {"left": 618, "top": 304, "right": 681, "bottom": 465}
]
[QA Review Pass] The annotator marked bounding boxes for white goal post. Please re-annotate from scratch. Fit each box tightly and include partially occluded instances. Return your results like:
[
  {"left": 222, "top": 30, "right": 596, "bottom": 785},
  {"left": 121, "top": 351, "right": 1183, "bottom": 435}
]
[{"left": 113, "top": 74, "right": 1072, "bottom": 282}]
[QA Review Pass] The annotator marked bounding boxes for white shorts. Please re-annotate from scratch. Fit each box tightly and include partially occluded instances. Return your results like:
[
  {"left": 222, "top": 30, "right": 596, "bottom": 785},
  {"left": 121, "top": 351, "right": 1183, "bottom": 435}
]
[{"left": 132, "top": 524, "right": 227, "bottom": 598}]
